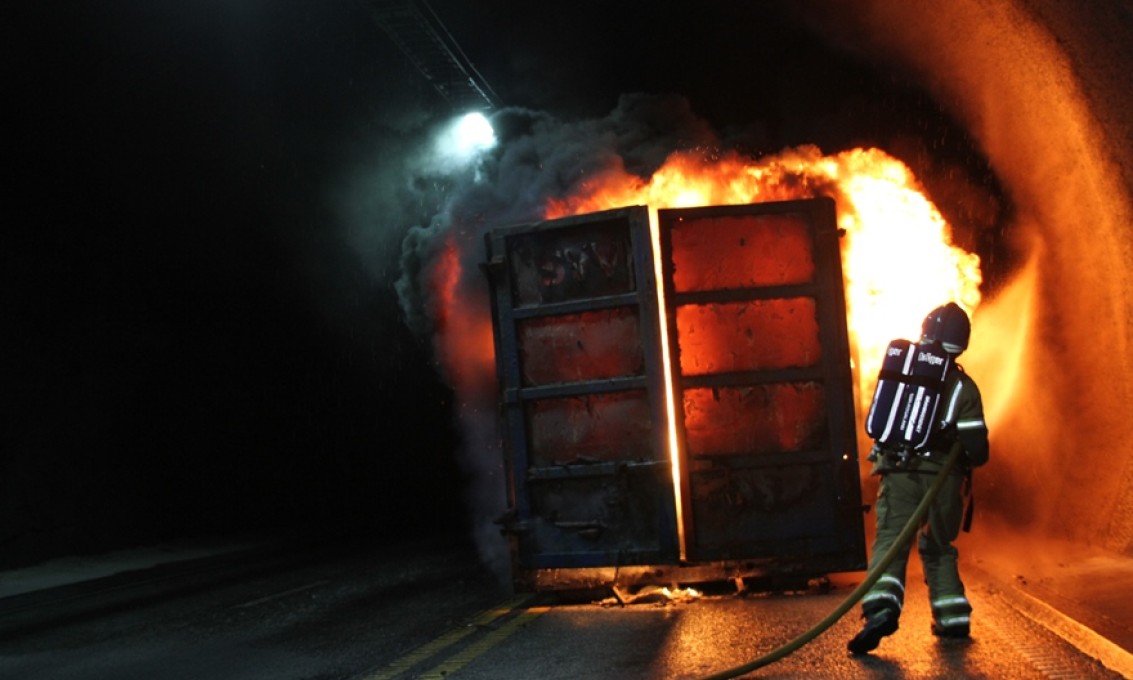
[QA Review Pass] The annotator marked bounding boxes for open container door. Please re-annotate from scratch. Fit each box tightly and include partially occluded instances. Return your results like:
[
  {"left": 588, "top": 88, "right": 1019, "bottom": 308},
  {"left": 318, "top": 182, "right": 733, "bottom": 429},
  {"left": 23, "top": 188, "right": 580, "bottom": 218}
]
[
  {"left": 657, "top": 197, "right": 866, "bottom": 574},
  {"left": 483, "top": 206, "right": 679, "bottom": 591}
]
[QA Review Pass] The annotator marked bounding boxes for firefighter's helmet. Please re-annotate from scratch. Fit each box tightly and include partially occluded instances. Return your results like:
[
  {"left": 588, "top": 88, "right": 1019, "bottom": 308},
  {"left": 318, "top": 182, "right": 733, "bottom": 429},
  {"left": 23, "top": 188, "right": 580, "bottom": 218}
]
[{"left": 921, "top": 302, "right": 971, "bottom": 355}]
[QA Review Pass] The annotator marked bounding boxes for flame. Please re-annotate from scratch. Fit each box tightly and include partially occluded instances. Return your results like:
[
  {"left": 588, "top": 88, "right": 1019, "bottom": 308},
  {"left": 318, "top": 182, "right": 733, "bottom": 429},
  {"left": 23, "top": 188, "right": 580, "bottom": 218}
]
[
  {"left": 431, "top": 235, "right": 497, "bottom": 399},
  {"left": 545, "top": 145, "right": 982, "bottom": 403},
  {"left": 648, "top": 209, "right": 686, "bottom": 557}
]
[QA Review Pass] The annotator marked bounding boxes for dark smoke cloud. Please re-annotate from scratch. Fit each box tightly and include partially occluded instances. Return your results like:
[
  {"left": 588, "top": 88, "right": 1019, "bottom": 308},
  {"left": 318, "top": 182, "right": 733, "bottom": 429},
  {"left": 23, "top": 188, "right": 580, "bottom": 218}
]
[
  {"left": 387, "top": 94, "right": 721, "bottom": 577},
  {"left": 394, "top": 93, "right": 718, "bottom": 336}
]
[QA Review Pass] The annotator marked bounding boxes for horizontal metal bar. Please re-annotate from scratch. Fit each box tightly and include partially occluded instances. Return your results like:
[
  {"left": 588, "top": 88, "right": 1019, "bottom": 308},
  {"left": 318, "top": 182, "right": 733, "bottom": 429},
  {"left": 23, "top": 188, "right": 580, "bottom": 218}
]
[
  {"left": 670, "top": 283, "right": 818, "bottom": 306},
  {"left": 524, "top": 549, "right": 667, "bottom": 570},
  {"left": 490, "top": 205, "right": 646, "bottom": 238},
  {"left": 686, "top": 449, "right": 837, "bottom": 470},
  {"left": 678, "top": 366, "right": 826, "bottom": 388},
  {"left": 506, "top": 376, "right": 648, "bottom": 403},
  {"left": 527, "top": 460, "right": 666, "bottom": 481},
  {"left": 511, "top": 293, "right": 642, "bottom": 318}
]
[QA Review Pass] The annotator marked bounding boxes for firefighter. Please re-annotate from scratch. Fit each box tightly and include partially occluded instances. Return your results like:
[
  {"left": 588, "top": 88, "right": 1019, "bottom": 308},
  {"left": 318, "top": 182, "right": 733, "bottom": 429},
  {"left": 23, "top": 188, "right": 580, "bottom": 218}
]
[{"left": 848, "top": 302, "right": 990, "bottom": 655}]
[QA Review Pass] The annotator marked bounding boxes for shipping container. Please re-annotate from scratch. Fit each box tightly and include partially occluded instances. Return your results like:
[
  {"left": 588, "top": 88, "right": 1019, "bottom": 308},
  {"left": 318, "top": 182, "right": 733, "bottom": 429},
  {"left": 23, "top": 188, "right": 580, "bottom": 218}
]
[{"left": 482, "top": 197, "right": 865, "bottom": 592}]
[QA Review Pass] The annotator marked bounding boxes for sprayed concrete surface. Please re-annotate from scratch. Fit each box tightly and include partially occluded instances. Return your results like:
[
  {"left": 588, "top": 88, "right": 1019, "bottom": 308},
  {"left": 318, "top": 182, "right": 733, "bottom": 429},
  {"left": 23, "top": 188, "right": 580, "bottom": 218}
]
[{"left": 973, "top": 538, "right": 1133, "bottom": 677}]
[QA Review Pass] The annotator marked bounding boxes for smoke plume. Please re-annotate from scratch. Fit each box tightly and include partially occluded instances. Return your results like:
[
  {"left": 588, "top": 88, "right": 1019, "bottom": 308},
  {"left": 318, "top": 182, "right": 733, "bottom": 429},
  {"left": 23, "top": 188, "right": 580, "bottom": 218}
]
[{"left": 391, "top": 94, "right": 718, "bottom": 577}]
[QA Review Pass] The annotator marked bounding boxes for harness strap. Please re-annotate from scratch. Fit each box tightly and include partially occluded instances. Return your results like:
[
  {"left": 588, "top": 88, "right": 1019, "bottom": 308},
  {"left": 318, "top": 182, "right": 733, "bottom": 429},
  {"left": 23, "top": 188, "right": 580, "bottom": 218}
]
[
  {"left": 877, "top": 369, "right": 948, "bottom": 389},
  {"left": 961, "top": 469, "right": 975, "bottom": 533}
]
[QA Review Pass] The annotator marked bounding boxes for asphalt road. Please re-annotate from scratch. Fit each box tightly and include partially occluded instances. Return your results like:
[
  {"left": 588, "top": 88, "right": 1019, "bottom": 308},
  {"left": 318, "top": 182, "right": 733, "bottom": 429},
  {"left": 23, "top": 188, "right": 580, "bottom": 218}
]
[{"left": 0, "top": 537, "right": 1122, "bottom": 679}]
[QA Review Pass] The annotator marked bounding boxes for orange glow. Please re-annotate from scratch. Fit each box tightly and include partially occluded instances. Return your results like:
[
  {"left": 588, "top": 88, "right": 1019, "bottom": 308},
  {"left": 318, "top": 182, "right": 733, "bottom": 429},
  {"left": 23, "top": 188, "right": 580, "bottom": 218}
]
[
  {"left": 833, "top": 150, "right": 983, "bottom": 385},
  {"left": 431, "top": 235, "right": 497, "bottom": 397},
  {"left": 964, "top": 255, "right": 1037, "bottom": 431}
]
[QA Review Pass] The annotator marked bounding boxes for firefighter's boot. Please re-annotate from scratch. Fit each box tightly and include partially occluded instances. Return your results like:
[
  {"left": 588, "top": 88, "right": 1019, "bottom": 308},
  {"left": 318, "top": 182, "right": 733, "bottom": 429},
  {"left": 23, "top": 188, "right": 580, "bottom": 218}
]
[{"left": 847, "top": 609, "right": 899, "bottom": 655}]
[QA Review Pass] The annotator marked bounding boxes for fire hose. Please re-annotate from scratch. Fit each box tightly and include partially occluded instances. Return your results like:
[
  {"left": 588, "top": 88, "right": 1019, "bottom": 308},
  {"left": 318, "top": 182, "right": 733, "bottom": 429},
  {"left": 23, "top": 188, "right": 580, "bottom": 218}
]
[{"left": 697, "top": 441, "right": 964, "bottom": 680}]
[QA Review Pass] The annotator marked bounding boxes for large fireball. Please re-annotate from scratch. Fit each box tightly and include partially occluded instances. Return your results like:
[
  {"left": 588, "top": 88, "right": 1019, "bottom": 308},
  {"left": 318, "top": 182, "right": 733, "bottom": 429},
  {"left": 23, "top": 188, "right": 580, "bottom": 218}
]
[{"left": 544, "top": 145, "right": 982, "bottom": 404}]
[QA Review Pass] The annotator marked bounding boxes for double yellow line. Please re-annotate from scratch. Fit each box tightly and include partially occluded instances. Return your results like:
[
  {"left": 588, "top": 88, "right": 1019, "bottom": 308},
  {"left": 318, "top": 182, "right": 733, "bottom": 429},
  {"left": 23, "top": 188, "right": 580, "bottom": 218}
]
[{"left": 363, "top": 595, "right": 549, "bottom": 680}]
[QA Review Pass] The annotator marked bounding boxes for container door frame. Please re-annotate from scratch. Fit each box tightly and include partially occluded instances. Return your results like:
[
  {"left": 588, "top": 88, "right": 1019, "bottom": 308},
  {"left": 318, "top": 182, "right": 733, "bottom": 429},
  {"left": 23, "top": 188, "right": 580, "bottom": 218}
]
[
  {"left": 656, "top": 197, "right": 865, "bottom": 569},
  {"left": 484, "top": 206, "right": 680, "bottom": 574}
]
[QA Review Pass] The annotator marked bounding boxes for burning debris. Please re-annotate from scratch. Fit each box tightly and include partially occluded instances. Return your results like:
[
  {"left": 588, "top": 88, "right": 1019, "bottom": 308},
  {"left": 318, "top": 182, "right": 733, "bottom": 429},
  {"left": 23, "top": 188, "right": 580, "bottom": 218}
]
[{"left": 602, "top": 585, "right": 704, "bottom": 607}]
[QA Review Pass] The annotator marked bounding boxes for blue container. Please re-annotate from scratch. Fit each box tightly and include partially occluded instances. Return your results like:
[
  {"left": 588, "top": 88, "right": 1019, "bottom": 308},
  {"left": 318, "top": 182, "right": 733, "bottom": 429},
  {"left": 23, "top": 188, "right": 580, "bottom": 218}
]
[{"left": 483, "top": 198, "right": 865, "bottom": 591}]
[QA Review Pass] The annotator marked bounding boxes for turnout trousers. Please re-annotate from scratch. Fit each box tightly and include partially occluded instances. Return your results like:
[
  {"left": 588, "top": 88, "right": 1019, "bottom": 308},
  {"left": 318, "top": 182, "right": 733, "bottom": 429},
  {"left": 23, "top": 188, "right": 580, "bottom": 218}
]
[{"left": 860, "top": 470, "right": 973, "bottom": 632}]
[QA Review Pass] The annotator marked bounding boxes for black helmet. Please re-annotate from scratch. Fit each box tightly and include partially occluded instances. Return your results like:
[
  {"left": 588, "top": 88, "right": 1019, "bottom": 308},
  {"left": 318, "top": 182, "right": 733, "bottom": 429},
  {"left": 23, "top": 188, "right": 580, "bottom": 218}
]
[{"left": 921, "top": 302, "right": 971, "bottom": 354}]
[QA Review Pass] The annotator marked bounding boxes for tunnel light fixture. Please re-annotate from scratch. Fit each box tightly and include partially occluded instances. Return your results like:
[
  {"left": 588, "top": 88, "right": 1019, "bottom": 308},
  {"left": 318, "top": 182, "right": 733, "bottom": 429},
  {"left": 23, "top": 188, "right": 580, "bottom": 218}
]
[{"left": 436, "top": 111, "right": 496, "bottom": 165}]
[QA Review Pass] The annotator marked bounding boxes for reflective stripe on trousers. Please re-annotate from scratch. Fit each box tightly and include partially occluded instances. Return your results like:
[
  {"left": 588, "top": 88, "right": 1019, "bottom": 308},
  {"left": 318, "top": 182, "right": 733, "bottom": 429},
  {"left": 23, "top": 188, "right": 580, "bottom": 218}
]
[
  {"left": 931, "top": 594, "right": 972, "bottom": 628},
  {"left": 861, "top": 574, "right": 905, "bottom": 617}
]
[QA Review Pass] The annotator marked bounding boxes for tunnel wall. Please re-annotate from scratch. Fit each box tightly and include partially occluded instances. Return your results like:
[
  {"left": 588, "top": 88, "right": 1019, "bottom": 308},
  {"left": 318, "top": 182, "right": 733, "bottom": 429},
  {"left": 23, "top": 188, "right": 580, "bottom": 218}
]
[{"left": 800, "top": 0, "right": 1133, "bottom": 553}]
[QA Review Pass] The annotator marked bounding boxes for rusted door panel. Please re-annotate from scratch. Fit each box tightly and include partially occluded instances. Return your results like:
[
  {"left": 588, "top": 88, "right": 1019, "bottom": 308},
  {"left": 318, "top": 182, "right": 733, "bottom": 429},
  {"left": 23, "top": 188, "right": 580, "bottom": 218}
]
[
  {"left": 658, "top": 198, "right": 865, "bottom": 568},
  {"left": 486, "top": 198, "right": 865, "bottom": 589},
  {"left": 483, "top": 207, "right": 679, "bottom": 576}
]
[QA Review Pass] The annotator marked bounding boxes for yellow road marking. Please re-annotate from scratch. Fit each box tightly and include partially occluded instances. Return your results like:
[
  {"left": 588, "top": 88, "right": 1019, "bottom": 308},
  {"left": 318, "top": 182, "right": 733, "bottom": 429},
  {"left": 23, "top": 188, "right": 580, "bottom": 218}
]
[
  {"left": 363, "top": 595, "right": 538, "bottom": 680},
  {"left": 416, "top": 606, "right": 550, "bottom": 679}
]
